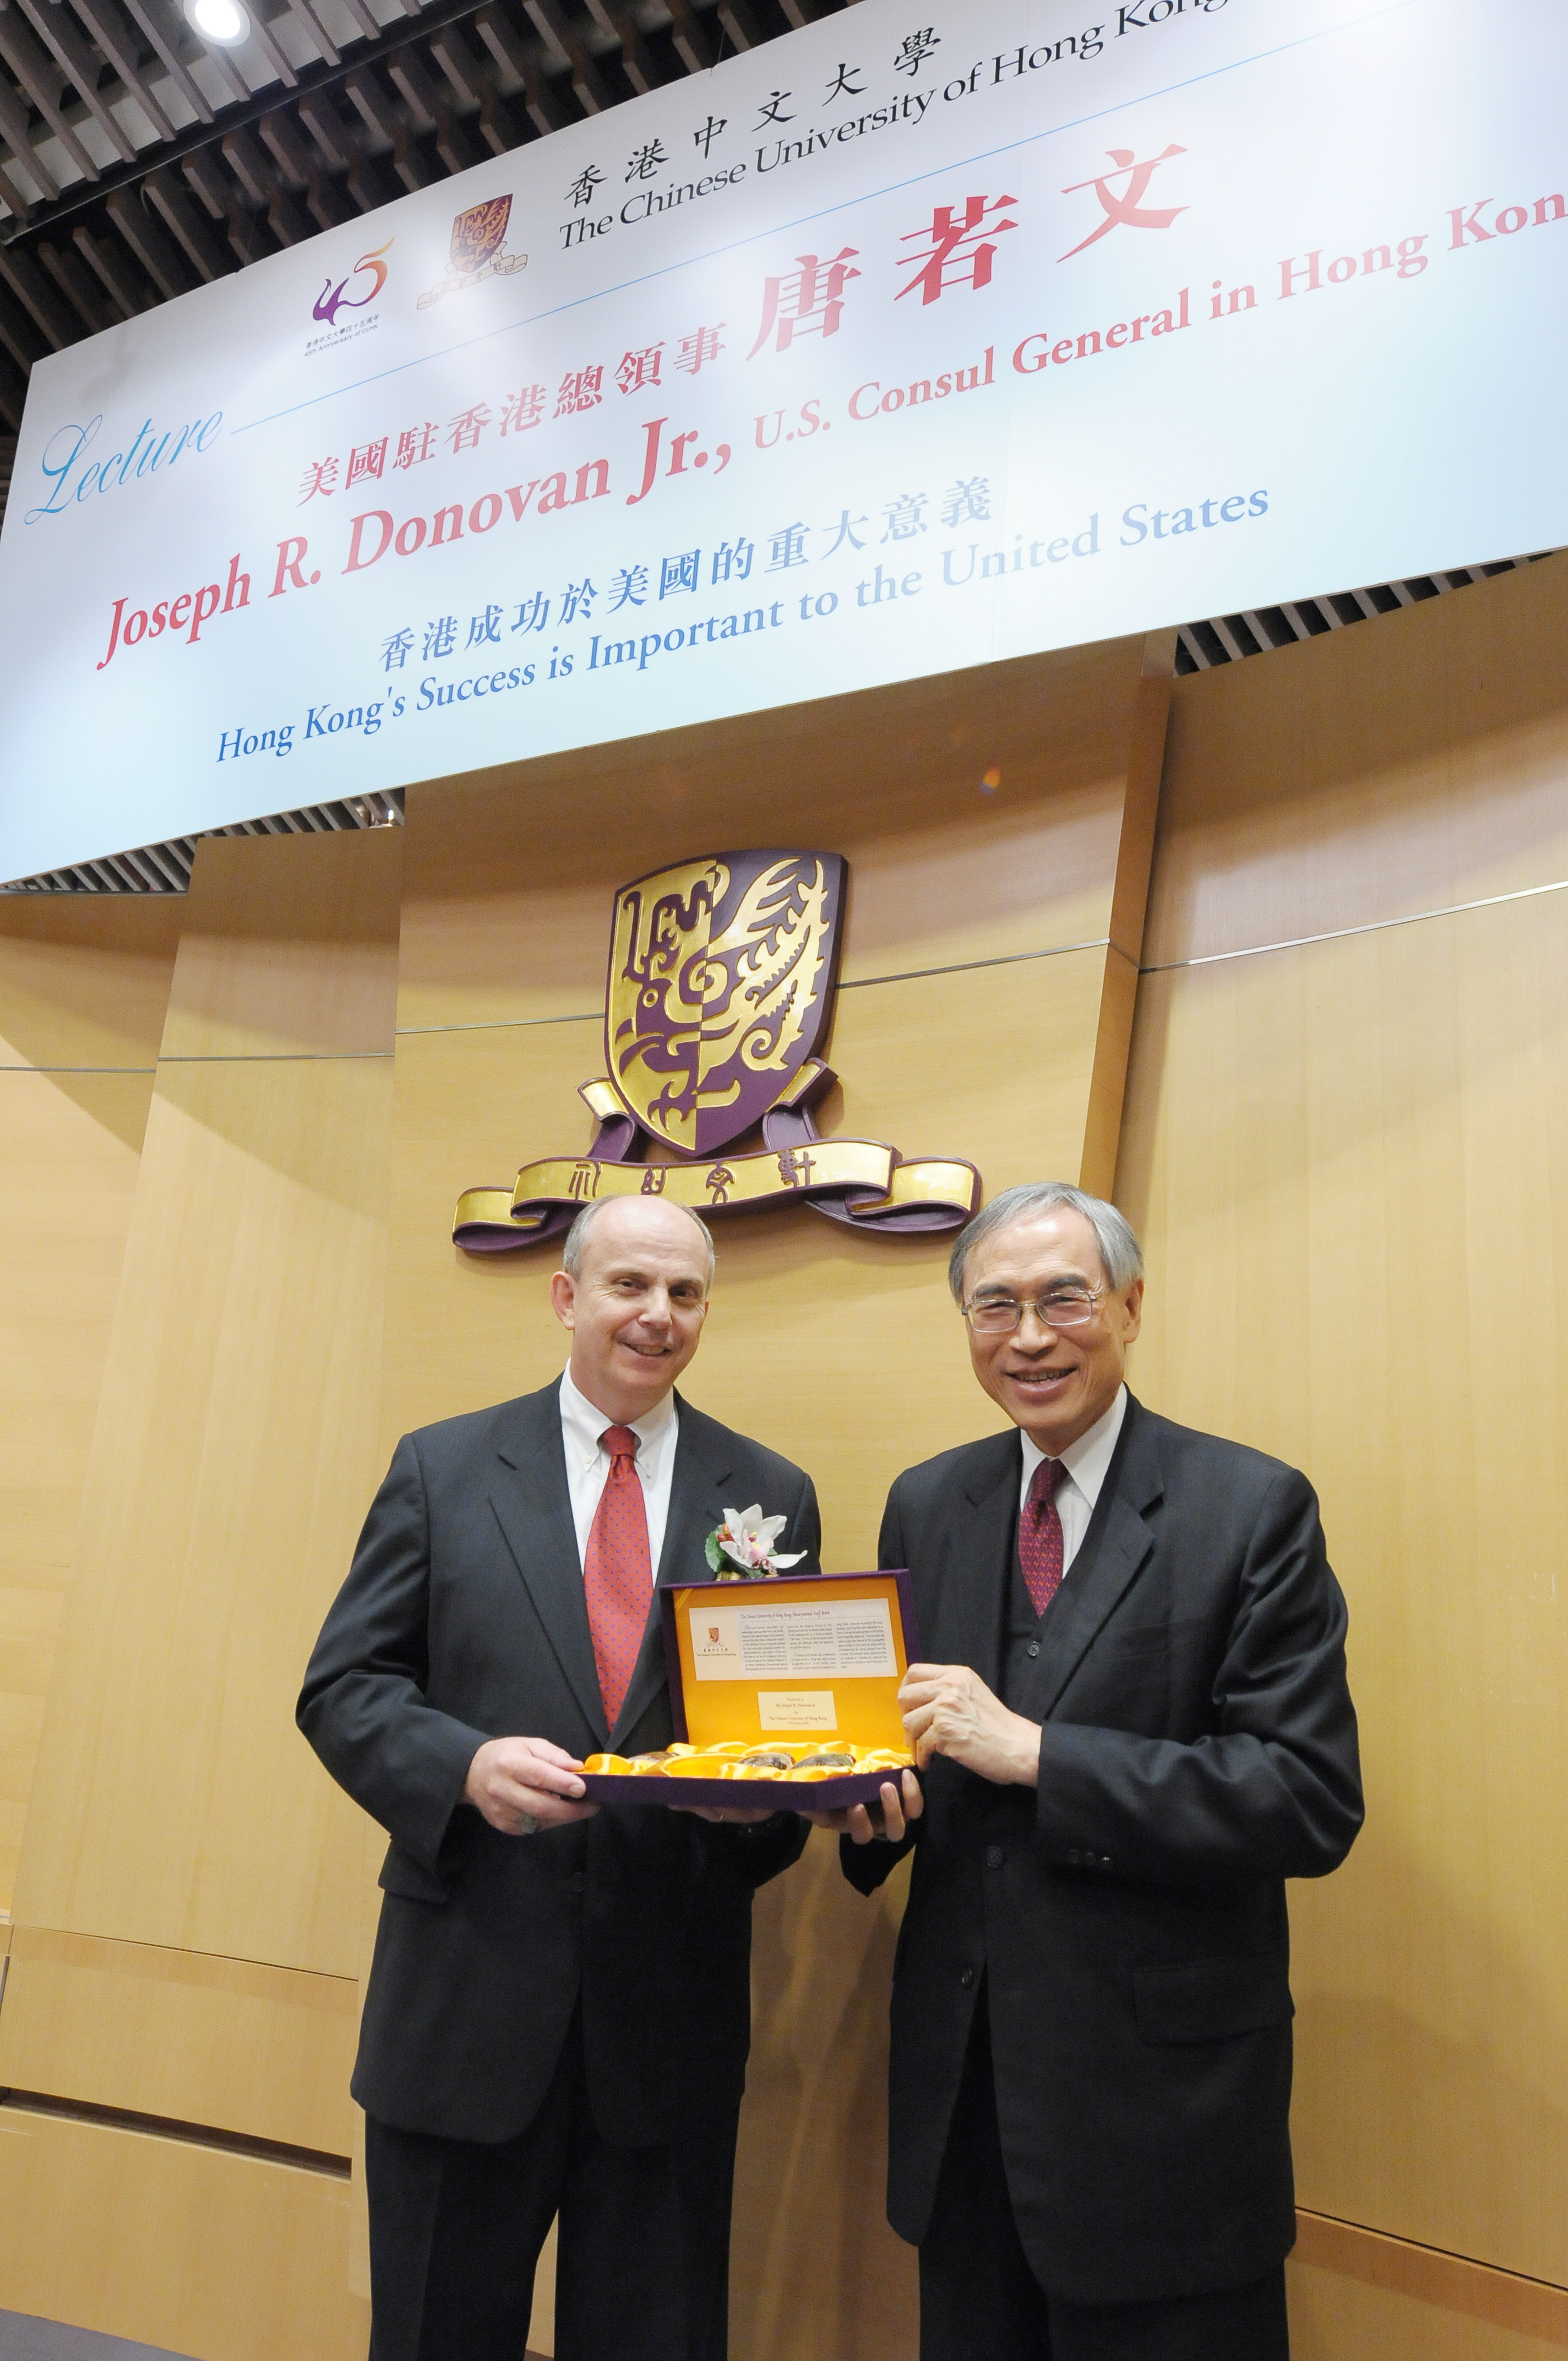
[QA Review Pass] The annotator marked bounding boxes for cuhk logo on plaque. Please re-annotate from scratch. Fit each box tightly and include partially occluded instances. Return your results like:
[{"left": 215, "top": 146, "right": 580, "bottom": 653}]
[{"left": 454, "top": 850, "right": 979, "bottom": 1250}]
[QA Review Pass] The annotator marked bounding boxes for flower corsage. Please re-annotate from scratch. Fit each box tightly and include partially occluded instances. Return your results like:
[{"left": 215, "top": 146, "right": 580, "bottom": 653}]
[{"left": 705, "top": 1504, "right": 807, "bottom": 1581}]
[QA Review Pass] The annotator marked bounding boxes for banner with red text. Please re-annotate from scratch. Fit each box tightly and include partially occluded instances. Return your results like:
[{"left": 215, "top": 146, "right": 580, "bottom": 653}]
[{"left": 2, "top": 0, "right": 1565, "bottom": 880}]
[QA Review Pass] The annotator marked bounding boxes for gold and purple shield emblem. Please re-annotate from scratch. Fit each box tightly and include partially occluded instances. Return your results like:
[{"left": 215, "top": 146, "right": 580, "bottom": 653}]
[
  {"left": 606, "top": 852, "right": 846, "bottom": 1156},
  {"left": 450, "top": 196, "right": 511, "bottom": 275}
]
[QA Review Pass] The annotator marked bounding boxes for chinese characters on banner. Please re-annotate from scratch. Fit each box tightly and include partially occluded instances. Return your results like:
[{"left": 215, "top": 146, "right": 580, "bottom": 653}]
[{"left": 2, "top": 0, "right": 1565, "bottom": 880}]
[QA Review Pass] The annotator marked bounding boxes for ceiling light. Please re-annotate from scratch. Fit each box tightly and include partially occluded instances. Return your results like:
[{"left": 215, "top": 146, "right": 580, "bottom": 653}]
[{"left": 183, "top": 0, "right": 252, "bottom": 46}]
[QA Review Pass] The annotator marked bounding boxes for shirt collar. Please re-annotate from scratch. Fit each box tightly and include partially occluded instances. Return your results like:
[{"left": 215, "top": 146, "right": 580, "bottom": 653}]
[
  {"left": 559, "top": 1364, "right": 678, "bottom": 1470},
  {"left": 1019, "top": 1383, "right": 1128, "bottom": 1509}
]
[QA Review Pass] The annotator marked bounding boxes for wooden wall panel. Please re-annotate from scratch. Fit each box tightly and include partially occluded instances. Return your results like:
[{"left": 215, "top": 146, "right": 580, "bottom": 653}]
[
  {"left": 394, "top": 637, "right": 1171, "bottom": 1032},
  {"left": 0, "top": 2106, "right": 367, "bottom": 2361},
  {"left": 0, "top": 899, "right": 183, "bottom": 1076},
  {"left": 2, "top": 829, "right": 400, "bottom": 2357},
  {"left": 0, "top": 900, "right": 180, "bottom": 1920},
  {"left": 1117, "top": 555, "right": 1568, "bottom": 2332},
  {"left": 384, "top": 640, "right": 1170, "bottom": 2359},
  {"left": 0, "top": 1928, "right": 356, "bottom": 2157},
  {"left": 1293, "top": 2213, "right": 1568, "bottom": 2348},
  {"left": 1289, "top": 2262, "right": 1568, "bottom": 2361},
  {"left": 11, "top": 834, "right": 400, "bottom": 1979},
  {"left": 1143, "top": 553, "right": 1568, "bottom": 969}
]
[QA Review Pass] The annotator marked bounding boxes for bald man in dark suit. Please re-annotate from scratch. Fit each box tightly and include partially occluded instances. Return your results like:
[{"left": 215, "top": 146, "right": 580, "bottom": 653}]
[{"left": 300, "top": 1195, "right": 818, "bottom": 2361}]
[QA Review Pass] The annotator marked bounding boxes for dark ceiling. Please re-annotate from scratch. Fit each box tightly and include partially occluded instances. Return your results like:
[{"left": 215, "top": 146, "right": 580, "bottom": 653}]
[{"left": 0, "top": 0, "right": 850, "bottom": 431}]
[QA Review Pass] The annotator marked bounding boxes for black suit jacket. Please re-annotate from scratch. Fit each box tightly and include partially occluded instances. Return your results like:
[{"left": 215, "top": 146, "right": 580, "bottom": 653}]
[
  {"left": 843, "top": 1394, "right": 1362, "bottom": 2306},
  {"left": 298, "top": 1380, "right": 818, "bottom": 2146}
]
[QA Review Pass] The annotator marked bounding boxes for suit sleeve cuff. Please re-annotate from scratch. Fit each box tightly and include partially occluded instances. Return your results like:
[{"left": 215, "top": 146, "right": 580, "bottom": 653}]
[
  {"left": 400, "top": 1715, "right": 494, "bottom": 1873},
  {"left": 1031, "top": 1723, "right": 1123, "bottom": 1877}
]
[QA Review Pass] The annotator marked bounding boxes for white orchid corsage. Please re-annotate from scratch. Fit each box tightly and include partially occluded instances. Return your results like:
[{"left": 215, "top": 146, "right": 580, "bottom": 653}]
[{"left": 705, "top": 1504, "right": 807, "bottom": 1581}]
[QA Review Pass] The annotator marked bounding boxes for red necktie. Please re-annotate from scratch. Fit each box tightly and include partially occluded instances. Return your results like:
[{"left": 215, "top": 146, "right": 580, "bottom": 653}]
[
  {"left": 1019, "top": 1456, "right": 1067, "bottom": 1618},
  {"left": 583, "top": 1424, "right": 652, "bottom": 1728}
]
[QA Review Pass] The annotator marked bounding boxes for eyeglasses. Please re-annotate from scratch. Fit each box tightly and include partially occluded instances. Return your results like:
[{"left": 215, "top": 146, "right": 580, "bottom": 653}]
[{"left": 961, "top": 1288, "right": 1104, "bottom": 1335}]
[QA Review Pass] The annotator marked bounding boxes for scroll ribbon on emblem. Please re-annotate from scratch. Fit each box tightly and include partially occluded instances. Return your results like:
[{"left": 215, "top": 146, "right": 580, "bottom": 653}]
[{"left": 454, "top": 1064, "right": 979, "bottom": 1249}]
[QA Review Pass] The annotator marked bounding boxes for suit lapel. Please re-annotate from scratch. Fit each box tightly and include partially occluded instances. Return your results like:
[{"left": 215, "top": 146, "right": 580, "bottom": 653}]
[
  {"left": 941, "top": 1435, "right": 1020, "bottom": 1698},
  {"left": 1032, "top": 1397, "right": 1163, "bottom": 1720},
  {"left": 612, "top": 1394, "right": 735, "bottom": 1749},
  {"left": 488, "top": 1385, "right": 609, "bottom": 1746}
]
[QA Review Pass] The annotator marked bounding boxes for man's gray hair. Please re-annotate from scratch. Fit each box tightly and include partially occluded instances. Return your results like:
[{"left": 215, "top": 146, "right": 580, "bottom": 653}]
[
  {"left": 948, "top": 1182, "right": 1144, "bottom": 1304},
  {"left": 561, "top": 1194, "right": 717, "bottom": 1286}
]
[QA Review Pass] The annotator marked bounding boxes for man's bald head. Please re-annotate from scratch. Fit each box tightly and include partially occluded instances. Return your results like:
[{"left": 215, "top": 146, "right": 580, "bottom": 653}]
[{"left": 562, "top": 1194, "right": 715, "bottom": 1286}]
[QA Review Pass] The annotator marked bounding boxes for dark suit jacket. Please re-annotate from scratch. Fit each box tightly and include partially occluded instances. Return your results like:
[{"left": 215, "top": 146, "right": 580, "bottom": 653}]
[
  {"left": 298, "top": 1380, "right": 818, "bottom": 2147},
  {"left": 843, "top": 1393, "right": 1362, "bottom": 2306}
]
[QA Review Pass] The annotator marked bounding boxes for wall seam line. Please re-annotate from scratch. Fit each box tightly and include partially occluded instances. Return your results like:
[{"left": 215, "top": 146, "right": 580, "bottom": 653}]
[
  {"left": 156, "top": 1049, "right": 395, "bottom": 1063},
  {"left": 1142, "top": 873, "right": 1568, "bottom": 975},
  {"left": 1297, "top": 2206, "right": 1568, "bottom": 2298},
  {"left": 836, "top": 938, "right": 1116, "bottom": 991},
  {"left": 6, "top": 1925, "right": 358, "bottom": 1984},
  {"left": 0, "top": 2092, "right": 351, "bottom": 2178},
  {"left": 393, "top": 937, "right": 1128, "bottom": 1038}
]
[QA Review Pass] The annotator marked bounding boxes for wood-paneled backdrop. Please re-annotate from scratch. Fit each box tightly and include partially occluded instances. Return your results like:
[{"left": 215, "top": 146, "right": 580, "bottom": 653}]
[{"left": 1, "top": 554, "right": 1565, "bottom": 2361}]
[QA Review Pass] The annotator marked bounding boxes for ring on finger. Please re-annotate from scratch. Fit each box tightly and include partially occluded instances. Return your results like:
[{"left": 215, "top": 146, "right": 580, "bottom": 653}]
[{"left": 516, "top": 1811, "right": 541, "bottom": 1837}]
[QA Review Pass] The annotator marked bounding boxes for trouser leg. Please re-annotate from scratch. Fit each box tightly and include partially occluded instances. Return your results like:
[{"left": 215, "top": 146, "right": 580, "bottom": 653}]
[
  {"left": 918, "top": 1983, "right": 1051, "bottom": 2361},
  {"left": 553, "top": 2094, "right": 742, "bottom": 2361},
  {"left": 1046, "top": 2265, "right": 1289, "bottom": 2361},
  {"left": 914, "top": 1983, "right": 1288, "bottom": 2361},
  {"left": 363, "top": 2019, "right": 582, "bottom": 2361}
]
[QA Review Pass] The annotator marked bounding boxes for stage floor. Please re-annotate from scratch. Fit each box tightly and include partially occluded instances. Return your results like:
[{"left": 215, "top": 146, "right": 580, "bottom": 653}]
[{"left": 0, "top": 2318, "right": 192, "bottom": 2361}]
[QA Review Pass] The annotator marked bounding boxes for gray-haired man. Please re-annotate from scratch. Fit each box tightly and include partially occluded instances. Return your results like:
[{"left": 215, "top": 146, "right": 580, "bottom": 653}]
[{"left": 831, "top": 1183, "right": 1363, "bottom": 2361}]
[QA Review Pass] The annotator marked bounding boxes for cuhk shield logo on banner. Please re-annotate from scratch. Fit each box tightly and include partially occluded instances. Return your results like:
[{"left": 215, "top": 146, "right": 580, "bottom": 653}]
[
  {"left": 451, "top": 195, "right": 512, "bottom": 273},
  {"left": 606, "top": 852, "right": 846, "bottom": 1157},
  {"left": 419, "top": 194, "right": 527, "bottom": 308}
]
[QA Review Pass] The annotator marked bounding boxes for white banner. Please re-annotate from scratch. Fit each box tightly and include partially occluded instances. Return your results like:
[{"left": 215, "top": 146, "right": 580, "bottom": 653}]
[{"left": 2, "top": 0, "right": 1565, "bottom": 880}]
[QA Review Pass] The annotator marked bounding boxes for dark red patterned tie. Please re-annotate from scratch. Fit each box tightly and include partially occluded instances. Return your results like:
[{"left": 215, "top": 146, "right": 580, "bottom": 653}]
[
  {"left": 583, "top": 1424, "right": 651, "bottom": 1728},
  {"left": 1019, "top": 1456, "right": 1068, "bottom": 1618}
]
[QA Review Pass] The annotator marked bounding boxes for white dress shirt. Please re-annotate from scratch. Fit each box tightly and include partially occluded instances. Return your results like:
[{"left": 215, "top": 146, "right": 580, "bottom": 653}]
[
  {"left": 558, "top": 1367, "right": 679, "bottom": 1580},
  {"left": 1017, "top": 1384, "right": 1129, "bottom": 1579}
]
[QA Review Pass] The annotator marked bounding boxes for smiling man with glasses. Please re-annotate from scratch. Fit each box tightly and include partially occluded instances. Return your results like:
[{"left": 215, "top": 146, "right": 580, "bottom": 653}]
[{"left": 830, "top": 1180, "right": 1364, "bottom": 2361}]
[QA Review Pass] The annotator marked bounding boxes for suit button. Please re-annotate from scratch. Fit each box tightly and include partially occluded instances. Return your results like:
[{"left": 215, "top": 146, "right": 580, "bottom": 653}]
[
  {"left": 1026, "top": 1640, "right": 1041, "bottom": 1659},
  {"left": 985, "top": 1845, "right": 1004, "bottom": 1870},
  {"left": 959, "top": 1966, "right": 976, "bottom": 1990},
  {"left": 568, "top": 1870, "right": 587, "bottom": 1896},
  {"left": 1067, "top": 1849, "right": 1083, "bottom": 1867}
]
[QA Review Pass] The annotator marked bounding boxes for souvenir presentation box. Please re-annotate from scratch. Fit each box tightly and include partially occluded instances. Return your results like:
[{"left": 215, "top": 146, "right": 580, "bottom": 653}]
[{"left": 578, "top": 1570, "right": 922, "bottom": 1814}]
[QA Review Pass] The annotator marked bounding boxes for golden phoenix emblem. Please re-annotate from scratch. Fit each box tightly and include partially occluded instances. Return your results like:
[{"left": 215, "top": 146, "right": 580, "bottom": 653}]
[{"left": 605, "top": 851, "right": 846, "bottom": 1156}]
